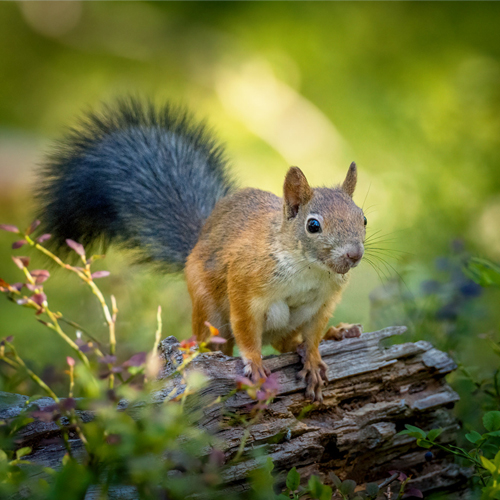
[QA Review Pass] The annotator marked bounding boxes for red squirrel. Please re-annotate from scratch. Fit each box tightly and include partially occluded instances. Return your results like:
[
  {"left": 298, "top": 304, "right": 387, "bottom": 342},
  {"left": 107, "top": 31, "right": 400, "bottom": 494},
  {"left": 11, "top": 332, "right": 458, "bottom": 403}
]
[{"left": 37, "top": 99, "right": 366, "bottom": 402}]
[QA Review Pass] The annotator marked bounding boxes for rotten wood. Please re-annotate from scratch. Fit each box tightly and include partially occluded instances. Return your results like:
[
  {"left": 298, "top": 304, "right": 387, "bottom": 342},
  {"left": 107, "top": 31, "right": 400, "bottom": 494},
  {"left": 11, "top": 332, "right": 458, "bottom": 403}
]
[{"left": 0, "top": 327, "right": 471, "bottom": 498}]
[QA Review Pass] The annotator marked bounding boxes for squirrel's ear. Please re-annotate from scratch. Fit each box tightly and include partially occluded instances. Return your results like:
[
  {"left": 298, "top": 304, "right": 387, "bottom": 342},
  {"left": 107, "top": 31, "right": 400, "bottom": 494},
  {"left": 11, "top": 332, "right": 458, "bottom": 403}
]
[
  {"left": 283, "top": 167, "right": 313, "bottom": 219},
  {"left": 342, "top": 162, "right": 357, "bottom": 197}
]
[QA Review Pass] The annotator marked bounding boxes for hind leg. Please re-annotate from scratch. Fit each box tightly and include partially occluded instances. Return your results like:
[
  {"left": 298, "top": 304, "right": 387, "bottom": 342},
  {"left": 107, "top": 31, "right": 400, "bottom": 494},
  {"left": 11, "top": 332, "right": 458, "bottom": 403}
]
[
  {"left": 324, "top": 322, "right": 363, "bottom": 341},
  {"left": 220, "top": 336, "right": 235, "bottom": 356},
  {"left": 191, "top": 297, "right": 233, "bottom": 352}
]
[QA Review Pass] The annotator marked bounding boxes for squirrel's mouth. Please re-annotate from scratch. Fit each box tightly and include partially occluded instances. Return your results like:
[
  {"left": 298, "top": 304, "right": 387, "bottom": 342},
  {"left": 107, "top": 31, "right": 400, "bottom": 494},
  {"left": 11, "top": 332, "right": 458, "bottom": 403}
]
[
  {"left": 319, "top": 244, "right": 364, "bottom": 275},
  {"left": 332, "top": 264, "right": 351, "bottom": 275},
  {"left": 322, "top": 256, "right": 364, "bottom": 275},
  {"left": 319, "top": 258, "right": 351, "bottom": 275}
]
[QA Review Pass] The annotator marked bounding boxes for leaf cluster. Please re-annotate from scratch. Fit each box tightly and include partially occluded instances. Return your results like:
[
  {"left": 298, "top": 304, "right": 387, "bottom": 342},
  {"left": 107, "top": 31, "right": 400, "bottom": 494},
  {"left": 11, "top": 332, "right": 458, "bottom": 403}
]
[{"left": 400, "top": 413, "right": 500, "bottom": 498}]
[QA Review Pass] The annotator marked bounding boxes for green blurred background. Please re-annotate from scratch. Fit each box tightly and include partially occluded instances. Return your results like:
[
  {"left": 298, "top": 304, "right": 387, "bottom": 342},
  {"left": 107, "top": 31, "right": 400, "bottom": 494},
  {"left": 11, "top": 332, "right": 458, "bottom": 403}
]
[{"left": 1, "top": 1, "right": 500, "bottom": 424}]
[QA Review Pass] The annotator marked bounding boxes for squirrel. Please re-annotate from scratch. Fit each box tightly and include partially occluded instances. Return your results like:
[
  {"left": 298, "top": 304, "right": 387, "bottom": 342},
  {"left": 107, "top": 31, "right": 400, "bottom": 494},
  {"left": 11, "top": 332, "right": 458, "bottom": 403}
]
[{"left": 36, "top": 98, "right": 366, "bottom": 402}]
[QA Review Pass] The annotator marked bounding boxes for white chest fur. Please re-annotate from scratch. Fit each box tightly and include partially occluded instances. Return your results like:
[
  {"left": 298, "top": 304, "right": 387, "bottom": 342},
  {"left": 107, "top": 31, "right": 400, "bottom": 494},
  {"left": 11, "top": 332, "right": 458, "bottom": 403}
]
[{"left": 258, "top": 255, "right": 346, "bottom": 343}]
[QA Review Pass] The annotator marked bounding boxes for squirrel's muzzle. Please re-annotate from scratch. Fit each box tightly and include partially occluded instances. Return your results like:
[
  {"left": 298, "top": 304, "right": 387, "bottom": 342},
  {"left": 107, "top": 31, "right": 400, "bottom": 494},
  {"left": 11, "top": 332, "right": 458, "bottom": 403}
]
[
  {"left": 345, "top": 246, "right": 364, "bottom": 268},
  {"left": 331, "top": 243, "right": 364, "bottom": 274}
]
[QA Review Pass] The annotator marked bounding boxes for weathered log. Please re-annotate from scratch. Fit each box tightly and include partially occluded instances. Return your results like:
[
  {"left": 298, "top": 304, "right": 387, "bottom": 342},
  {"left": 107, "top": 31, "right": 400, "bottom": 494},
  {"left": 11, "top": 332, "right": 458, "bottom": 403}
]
[
  {"left": 154, "top": 326, "right": 470, "bottom": 496},
  {"left": 0, "top": 327, "right": 471, "bottom": 497}
]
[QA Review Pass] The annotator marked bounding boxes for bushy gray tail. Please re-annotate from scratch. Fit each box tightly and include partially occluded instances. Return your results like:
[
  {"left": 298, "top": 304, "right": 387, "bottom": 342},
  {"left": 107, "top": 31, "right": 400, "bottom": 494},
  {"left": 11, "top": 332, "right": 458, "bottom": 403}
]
[{"left": 36, "top": 98, "right": 235, "bottom": 271}]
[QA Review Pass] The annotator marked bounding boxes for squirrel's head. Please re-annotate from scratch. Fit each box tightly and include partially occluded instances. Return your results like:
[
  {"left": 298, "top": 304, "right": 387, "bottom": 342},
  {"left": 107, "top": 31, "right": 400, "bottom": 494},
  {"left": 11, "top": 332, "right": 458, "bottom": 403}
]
[{"left": 282, "top": 163, "right": 366, "bottom": 275}]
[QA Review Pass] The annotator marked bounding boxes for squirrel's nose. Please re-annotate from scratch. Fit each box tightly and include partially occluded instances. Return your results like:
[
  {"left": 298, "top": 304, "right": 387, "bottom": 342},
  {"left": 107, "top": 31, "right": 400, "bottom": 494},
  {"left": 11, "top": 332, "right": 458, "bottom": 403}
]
[{"left": 344, "top": 247, "right": 364, "bottom": 267}]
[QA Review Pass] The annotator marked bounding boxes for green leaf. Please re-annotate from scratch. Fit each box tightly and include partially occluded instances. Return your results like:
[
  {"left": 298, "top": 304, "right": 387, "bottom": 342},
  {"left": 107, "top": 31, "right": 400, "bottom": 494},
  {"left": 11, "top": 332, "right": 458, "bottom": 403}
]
[
  {"left": 494, "top": 449, "right": 500, "bottom": 469},
  {"left": 487, "top": 430, "right": 500, "bottom": 437},
  {"left": 38, "top": 478, "right": 49, "bottom": 491},
  {"left": 416, "top": 439, "right": 433, "bottom": 449},
  {"left": 427, "top": 428, "right": 443, "bottom": 442},
  {"left": 399, "top": 430, "right": 424, "bottom": 439},
  {"left": 403, "top": 424, "right": 426, "bottom": 438},
  {"left": 265, "top": 456, "right": 274, "bottom": 473},
  {"left": 481, "top": 455, "right": 497, "bottom": 474},
  {"left": 365, "top": 482, "right": 379, "bottom": 496},
  {"left": 15, "top": 446, "right": 31, "bottom": 460},
  {"left": 126, "top": 365, "right": 143, "bottom": 376},
  {"left": 339, "top": 479, "right": 357, "bottom": 496},
  {"left": 464, "top": 257, "right": 500, "bottom": 288},
  {"left": 308, "top": 475, "right": 324, "bottom": 499},
  {"left": 286, "top": 467, "right": 301, "bottom": 492},
  {"left": 484, "top": 411, "right": 500, "bottom": 432},
  {"left": 319, "top": 485, "right": 332, "bottom": 500},
  {"left": 329, "top": 472, "right": 342, "bottom": 489},
  {"left": 0, "top": 449, "right": 8, "bottom": 462},
  {"left": 43, "top": 467, "right": 56, "bottom": 476},
  {"left": 488, "top": 340, "right": 500, "bottom": 359},
  {"left": 465, "top": 430, "right": 483, "bottom": 443}
]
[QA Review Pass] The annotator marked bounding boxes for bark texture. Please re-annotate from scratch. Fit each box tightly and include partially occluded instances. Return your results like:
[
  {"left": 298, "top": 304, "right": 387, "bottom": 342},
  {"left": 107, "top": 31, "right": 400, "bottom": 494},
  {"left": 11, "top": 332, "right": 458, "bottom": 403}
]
[{"left": 0, "top": 327, "right": 471, "bottom": 497}]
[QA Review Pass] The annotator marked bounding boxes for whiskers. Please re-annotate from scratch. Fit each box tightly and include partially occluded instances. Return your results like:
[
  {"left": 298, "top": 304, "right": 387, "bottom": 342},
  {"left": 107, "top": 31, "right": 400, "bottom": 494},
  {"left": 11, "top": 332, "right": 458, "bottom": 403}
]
[{"left": 363, "top": 229, "right": 411, "bottom": 289}]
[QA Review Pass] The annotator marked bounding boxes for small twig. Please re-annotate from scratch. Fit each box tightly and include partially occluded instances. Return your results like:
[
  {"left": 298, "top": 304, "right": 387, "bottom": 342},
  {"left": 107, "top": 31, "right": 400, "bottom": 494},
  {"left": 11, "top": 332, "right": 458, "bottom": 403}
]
[
  {"left": 1, "top": 341, "right": 59, "bottom": 402},
  {"left": 25, "top": 235, "right": 110, "bottom": 360},
  {"left": 67, "top": 360, "right": 74, "bottom": 399},
  {"left": 44, "top": 309, "right": 91, "bottom": 368},
  {"left": 145, "top": 306, "right": 163, "bottom": 384},
  {"left": 378, "top": 473, "right": 399, "bottom": 489},
  {"left": 153, "top": 305, "right": 162, "bottom": 356},
  {"left": 84, "top": 280, "right": 115, "bottom": 388}
]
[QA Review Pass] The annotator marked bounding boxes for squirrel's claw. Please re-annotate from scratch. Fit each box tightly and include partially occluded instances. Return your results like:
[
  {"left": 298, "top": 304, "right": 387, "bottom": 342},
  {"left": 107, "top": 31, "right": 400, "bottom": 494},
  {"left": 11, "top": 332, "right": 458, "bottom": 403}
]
[
  {"left": 243, "top": 359, "right": 270, "bottom": 383},
  {"left": 296, "top": 353, "right": 329, "bottom": 403}
]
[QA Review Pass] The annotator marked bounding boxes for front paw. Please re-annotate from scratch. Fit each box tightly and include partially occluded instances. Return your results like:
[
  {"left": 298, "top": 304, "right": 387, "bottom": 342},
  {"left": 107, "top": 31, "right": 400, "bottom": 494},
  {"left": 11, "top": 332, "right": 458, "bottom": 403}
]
[
  {"left": 296, "top": 358, "right": 329, "bottom": 403},
  {"left": 324, "top": 322, "right": 363, "bottom": 341},
  {"left": 243, "top": 358, "right": 270, "bottom": 383}
]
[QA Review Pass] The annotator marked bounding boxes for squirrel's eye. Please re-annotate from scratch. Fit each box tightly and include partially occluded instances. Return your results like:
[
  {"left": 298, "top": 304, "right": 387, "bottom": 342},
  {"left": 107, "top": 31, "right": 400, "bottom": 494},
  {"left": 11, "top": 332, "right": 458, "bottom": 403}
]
[
  {"left": 307, "top": 218, "right": 322, "bottom": 234},
  {"left": 364, "top": 216, "right": 367, "bottom": 226}
]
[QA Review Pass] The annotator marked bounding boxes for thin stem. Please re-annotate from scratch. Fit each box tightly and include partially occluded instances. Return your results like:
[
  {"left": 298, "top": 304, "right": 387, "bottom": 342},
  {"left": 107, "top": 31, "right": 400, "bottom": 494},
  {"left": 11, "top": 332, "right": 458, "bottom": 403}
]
[
  {"left": 1, "top": 342, "right": 59, "bottom": 402},
  {"left": 378, "top": 473, "right": 399, "bottom": 489},
  {"left": 122, "top": 368, "right": 145, "bottom": 386},
  {"left": 68, "top": 364, "right": 74, "bottom": 399},
  {"left": 231, "top": 399, "right": 272, "bottom": 463},
  {"left": 22, "top": 267, "right": 36, "bottom": 286},
  {"left": 232, "top": 426, "right": 252, "bottom": 463},
  {"left": 86, "top": 280, "right": 115, "bottom": 349},
  {"left": 45, "top": 309, "right": 91, "bottom": 368},
  {"left": 27, "top": 235, "right": 112, "bottom": 352},
  {"left": 83, "top": 278, "right": 115, "bottom": 388},
  {"left": 57, "top": 316, "right": 103, "bottom": 349},
  {"left": 145, "top": 306, "right": 163, "bottom": 384},
  {"left": 153, "top": 305, "right": 162, "bottom": 354},
  {"left": 431, "top": 441, "right": 484, "bottom": 470}
]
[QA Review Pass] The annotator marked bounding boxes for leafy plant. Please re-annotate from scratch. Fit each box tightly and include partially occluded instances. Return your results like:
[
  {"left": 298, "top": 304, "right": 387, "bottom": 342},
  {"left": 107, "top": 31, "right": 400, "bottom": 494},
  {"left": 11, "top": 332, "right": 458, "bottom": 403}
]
[
  {"left": 400, "top": 413, "right": 500, "bottom": 498},
  {"left": 0, "top": 221, "right": 280, "bottom": 499},
  {"left": 277, "top": 468, "right": 421, "bottom": 500}
]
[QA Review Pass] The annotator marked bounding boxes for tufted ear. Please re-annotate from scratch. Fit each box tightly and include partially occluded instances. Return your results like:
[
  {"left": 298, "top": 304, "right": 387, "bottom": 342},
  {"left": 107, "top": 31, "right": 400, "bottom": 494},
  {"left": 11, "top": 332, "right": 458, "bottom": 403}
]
[
  {"left": 283, "top": 167, "right": 313, "bottom": 219},
  {"left": 342, "top": 162, "right": 357, "bottom": 197}
]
